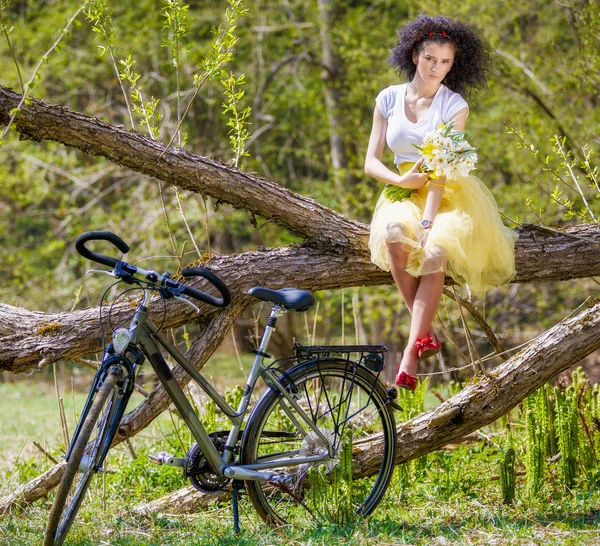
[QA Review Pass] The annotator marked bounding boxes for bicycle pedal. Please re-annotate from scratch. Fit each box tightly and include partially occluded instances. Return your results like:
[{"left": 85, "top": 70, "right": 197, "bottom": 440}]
[
  {"left": 148, "top": 451, "right": 186, "bottom": 467},
  {"left": 269, "top": 473, "right": 294, "bottom": 487}
]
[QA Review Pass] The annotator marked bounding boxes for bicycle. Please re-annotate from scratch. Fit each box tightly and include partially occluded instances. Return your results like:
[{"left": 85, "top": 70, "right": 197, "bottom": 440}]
[{"left": 44, "top": 230, "right": 400, "bottom": 546}]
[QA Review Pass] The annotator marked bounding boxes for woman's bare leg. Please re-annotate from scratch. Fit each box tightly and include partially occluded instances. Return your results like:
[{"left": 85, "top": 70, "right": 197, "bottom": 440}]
[
  {"left": 397, "top": 271, "right": 445, "bottom": 378},
  {"left": 387, "top": 241, "right": 435, "bottom": 335},
  {"left": 387, "top": 241, "right": 419, "bottom": 306}
]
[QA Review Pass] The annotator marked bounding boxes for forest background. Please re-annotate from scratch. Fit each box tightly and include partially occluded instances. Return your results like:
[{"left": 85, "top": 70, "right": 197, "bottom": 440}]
[{"left": 1, "top": 0, "right": 600, "bottom": 544}]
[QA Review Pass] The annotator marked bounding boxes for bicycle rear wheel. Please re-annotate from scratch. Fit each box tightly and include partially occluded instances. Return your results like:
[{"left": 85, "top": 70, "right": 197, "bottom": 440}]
[
  {"left": 44, "top": 371, "right": 120, "bottom": 546},
  {"left": 241, "top": 359, "right": 396, "bottom": 526}
]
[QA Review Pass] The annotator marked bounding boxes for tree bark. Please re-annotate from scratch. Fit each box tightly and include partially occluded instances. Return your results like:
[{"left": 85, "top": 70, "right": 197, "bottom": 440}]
[
  {"left": 317, "top": 0, "right": 348, "bottom": 190},
  {"left": 131, "top": 486, "right": 230, "bottom": 516},
  {"left": 0, "top": 462, "right": 66, "bottom": 515}
]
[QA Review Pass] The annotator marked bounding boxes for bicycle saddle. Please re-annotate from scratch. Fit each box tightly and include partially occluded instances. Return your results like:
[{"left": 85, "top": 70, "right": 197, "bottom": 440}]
[{"left": 248, "top": 287, "right": 315, "bottom": 312}]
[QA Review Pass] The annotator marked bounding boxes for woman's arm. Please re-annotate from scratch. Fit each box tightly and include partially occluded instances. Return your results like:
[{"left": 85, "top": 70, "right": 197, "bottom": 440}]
[
  {"left": 364, "top": 105, "right": 428, "bottom": 189},
  {"left": 420, "top": 106, "right": 469, "bottom": 241},
  {"left": 449, "top": 106, "right": 468, "bottom": 131}
]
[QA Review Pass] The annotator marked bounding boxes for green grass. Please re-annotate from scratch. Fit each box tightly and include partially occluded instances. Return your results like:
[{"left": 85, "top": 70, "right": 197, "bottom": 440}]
[
  {"left": 2, "top": 442, "right": 600, "bottom": 545},
  {"left": 0, "top": 348, "right": 254, "bottom": 475},
  {"left": 0, "top": 381, "right": 89, "bottom": 474},
  {"left": 2, "top": 369, "right": 600, "bottom": 545}
]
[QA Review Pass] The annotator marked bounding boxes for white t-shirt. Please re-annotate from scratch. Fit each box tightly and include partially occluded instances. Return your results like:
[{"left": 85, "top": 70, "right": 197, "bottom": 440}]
[{"left": 375, "top": 83, "right": 469, "bottom": 165}]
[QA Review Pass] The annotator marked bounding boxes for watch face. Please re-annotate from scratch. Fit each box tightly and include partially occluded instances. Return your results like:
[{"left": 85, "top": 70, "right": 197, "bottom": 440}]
[{"left": 421, "top": 220, "right": 431, "bottom": 228}]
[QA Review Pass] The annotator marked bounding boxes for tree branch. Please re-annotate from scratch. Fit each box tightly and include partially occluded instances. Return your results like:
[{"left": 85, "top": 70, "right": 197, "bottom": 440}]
[
  {"left": 442, "top": 288, "right": 506, "bottom": 358},
  {"left": 0, "top": 85, "right": 363, "bottom": 248}
]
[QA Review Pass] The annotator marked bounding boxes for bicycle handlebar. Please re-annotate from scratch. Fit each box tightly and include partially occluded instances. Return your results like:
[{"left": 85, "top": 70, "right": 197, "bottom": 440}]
[
  {"left": 181, "top": 268, "right": 231, "bottom": 308},
  {"left": 75, "top": 231, "right": 231, "bottom": 308},
  {"left": 76, "top": 231, "right": 130, "bottom": 268}
]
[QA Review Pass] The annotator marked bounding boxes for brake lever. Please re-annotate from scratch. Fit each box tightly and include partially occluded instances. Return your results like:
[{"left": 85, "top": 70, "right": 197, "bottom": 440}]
[
  {"left": 174, "top": 295, "right": 200, "bottom": 314},
  {"left": 86, "top": 269, "right": 117, "bottom": 278}
]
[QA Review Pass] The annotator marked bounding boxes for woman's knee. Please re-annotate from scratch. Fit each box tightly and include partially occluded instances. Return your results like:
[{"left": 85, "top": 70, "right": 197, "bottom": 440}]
[
  {"left": 423, "top": 244, "right": 448, "bottom": 273},
  {"left": 387, "top": 243, "right": 408, "bottom": 275},
  {"left": 385, "top": 221, "right": 411, "bottom": 243}
]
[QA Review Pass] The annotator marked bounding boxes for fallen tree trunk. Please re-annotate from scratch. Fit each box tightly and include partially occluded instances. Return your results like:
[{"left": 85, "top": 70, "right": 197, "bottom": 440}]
[
  {"left": 0, "top": 462, "right": 66, "bottom": 516},
  {"left": 2, "top": 83, "right": 600, "bottom": 521},
  {"left": 2, "top": 88, "right": 600, "bottom": 375},
  {"left": 4, "top": 299, "right": 599, "bottom": 515},
  {"left": 132, "top": 486, "right": 230, "bottom": 516},
  {"left": 3, "top": 223, "right": 600, "bottom": 374}
]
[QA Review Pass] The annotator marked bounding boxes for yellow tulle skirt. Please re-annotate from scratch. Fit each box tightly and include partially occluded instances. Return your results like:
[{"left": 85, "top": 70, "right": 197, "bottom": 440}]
[{"left": 368, "top": 162, "right": 518, "bottom": 296}]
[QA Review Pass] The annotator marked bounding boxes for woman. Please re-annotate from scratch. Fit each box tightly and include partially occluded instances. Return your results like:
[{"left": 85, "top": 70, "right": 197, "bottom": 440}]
[{"left": 365, "top": 15, "right": 518, "bottom": 391}]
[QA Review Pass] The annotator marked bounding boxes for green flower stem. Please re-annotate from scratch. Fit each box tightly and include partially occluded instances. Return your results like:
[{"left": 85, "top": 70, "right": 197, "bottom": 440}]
[{"left": 383, "top": 184, "right": 414, "bottom": 202}]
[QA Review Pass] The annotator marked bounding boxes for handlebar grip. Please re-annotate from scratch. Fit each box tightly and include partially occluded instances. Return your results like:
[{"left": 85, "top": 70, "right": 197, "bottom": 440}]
[
  {"left": 75, "top": 231, "right": 130, "bottom": 268},
  {"left": 181, "top": 267, "right": 231, "bottom": 308}
]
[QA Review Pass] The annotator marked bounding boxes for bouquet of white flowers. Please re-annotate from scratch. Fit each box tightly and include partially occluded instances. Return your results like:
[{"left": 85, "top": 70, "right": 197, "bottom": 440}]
[{"left": 383, "top": 122, "right": 477, "bottom": 203}]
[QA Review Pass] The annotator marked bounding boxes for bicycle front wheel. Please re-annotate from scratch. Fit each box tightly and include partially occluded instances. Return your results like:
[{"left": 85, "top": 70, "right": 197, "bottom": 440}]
[
  {"left": 241, "top": 359, "right": 396, "bottom": 526},
  {"left": 44, "top": 371, "right": 120, "bottom": 546}
]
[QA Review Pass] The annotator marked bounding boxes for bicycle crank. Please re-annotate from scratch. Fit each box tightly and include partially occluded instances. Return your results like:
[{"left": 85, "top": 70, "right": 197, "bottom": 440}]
[{"left": 185, "top": 432, "right": 232, "bottom": 493}]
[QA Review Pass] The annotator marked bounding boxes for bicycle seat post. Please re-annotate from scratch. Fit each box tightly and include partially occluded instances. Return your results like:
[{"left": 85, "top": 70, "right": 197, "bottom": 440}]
[{"left": 255, "top": 304, "right": 286, "bottom": 357}]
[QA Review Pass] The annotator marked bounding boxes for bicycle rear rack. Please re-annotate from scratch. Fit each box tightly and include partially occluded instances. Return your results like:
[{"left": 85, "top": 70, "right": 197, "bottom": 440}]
[
  {"left": 293, "top": 342, "right": 388, "bottom": 372},
  {"left": 292, "top": 342, "right": 401, "bottom": 412}
]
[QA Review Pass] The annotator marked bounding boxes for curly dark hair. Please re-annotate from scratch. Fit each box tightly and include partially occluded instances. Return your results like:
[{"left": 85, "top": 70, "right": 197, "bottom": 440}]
[{"left": 388, "top": 15, "right": 491, "bottom": 98}]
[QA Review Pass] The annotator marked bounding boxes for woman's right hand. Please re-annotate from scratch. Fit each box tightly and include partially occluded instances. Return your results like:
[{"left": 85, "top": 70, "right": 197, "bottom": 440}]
[{"left": 400, "top": 158, "right": 430, "bottom": 189}]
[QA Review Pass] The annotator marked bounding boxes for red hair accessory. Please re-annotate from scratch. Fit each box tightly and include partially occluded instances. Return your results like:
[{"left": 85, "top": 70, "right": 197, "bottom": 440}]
[{"left": 416, "top": 31, "right": 457, "bottom": 44}]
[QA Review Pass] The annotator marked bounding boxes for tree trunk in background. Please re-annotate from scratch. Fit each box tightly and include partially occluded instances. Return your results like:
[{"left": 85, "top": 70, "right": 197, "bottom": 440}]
[{"left": 317, "top": 0, "right": 348, "bottom": 193}]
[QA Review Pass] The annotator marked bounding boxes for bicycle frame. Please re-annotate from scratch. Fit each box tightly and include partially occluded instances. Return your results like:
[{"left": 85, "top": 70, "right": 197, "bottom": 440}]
[{"left": 71, "top": 294, "right": 333, "bottom": 483}]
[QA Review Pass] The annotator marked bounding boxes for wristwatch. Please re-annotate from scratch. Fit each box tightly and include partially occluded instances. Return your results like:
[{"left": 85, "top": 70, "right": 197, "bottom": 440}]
[{"left": 420, "top": 219, "right": 432, "bottom": 229}]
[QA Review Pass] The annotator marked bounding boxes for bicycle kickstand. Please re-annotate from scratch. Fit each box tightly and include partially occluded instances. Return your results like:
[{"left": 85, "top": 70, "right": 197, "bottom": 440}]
[{"left": 231, "top": 480, "right": 244, "bottom": 534}]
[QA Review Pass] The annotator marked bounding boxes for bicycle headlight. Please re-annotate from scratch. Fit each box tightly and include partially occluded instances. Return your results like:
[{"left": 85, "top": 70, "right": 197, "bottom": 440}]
[{"left": 112, "top": 328, "right": 131, "bottom": 355}]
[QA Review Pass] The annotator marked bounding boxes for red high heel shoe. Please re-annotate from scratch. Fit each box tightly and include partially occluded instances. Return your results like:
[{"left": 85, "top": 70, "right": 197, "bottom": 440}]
[
  {"left": 415, "top": 334, "right": 441, "bottom": 359},
  {"left": 395, "top": 371, "right": 417, "bottom": 392}
]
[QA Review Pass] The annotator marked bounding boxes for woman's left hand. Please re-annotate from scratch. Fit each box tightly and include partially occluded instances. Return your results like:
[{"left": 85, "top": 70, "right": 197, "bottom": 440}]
[{"left": 419, "top": 228, "right": 430, "bottom": 247}]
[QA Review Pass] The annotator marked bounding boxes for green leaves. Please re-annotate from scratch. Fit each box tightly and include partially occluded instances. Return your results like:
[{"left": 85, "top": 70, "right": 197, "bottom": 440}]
[
  {"left": 86, "top": 0, "right": 116, "bottom": 48},
  {"left": 220, "top": 71, "right": 251, "bottom": 167},
  {"left": 507, "top": 125, "right": 599, "bottom": 224},
  {"left": 119, "top": 54, "right": 162, "bottom": 139}
]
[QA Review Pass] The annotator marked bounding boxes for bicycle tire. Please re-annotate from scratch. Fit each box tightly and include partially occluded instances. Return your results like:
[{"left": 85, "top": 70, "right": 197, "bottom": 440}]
[
  {"left": 43, "top": 371, "right": 120, "bottom": 546},
  {"left": 240, "top": 359, "right": 396, "bottom": 526}
]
